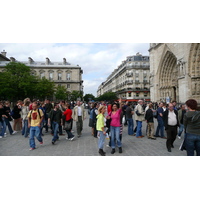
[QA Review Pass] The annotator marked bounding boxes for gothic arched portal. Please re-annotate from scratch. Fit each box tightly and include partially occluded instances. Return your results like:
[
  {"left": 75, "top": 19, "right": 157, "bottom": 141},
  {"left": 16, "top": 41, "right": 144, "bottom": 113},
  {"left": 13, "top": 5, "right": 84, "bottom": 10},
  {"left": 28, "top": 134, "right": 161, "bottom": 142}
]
[{"left": 159, "top": 51, "right": 178, "bottom": 102}]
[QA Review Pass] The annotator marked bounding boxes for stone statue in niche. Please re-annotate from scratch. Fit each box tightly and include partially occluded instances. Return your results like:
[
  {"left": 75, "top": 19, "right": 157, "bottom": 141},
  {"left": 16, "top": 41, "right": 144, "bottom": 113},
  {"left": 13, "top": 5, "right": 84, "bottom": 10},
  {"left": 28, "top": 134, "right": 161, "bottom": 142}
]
[
  {"left": 169, "top": 90, "right": 172, "bottom": 97},
  {"left": 192, "top": 81, "right": 197, "bottom": 95},
  {"left": 197, "top": 81, "right": 200, "bottom": 95},
  {"left": 177, "top": 60, "right": 186, "bottom": 77},
  {"left": 149, "top": 72, "right": 154, "bottom": 85}
]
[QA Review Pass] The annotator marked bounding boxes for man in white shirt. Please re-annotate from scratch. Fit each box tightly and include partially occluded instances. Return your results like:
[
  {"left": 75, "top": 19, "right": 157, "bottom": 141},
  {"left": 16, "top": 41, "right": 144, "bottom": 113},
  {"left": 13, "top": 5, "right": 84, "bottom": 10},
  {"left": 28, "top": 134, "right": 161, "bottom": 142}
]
[
  {"left": 163, "top": 103, "right": 179, "bottom": 152},
  {"left": 72, "top": 101, "right": 86, "bottom": 138}
]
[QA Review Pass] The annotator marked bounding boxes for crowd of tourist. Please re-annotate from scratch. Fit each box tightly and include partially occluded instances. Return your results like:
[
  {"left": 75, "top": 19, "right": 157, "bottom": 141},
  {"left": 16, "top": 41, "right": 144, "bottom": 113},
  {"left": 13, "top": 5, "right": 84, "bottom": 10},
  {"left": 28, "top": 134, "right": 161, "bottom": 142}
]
[
  {"left": 0, "top": 98, "right": 200, "bottom": 156},
  {"left": 88, "top": 98, "right": 200, "bottom": 156}
]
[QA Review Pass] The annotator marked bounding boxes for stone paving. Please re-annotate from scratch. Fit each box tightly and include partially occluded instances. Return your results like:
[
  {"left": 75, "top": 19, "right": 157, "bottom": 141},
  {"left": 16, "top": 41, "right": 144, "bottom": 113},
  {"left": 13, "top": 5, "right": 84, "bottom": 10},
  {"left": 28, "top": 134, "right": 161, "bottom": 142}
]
[{"left": 0, "top": 113, "right": 186, "bottom": 156}]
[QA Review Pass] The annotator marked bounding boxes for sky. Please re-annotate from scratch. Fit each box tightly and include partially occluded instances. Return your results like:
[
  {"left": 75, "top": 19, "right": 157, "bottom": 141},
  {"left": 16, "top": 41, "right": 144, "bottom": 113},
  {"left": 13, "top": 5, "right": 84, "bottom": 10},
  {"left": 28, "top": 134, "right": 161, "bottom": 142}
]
[{"left": 0, "top": 43, "right": 149, "bottom": 96}]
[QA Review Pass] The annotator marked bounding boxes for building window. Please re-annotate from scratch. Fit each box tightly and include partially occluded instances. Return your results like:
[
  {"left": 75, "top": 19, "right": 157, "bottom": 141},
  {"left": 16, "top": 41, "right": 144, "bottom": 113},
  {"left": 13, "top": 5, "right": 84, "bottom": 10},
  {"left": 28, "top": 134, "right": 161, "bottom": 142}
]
[
  {"left": 128, "top": 93, "right": 131, "bottom": 97},
  {"left": 49, "top": 72, "right": 53, "bottom": 80},
  {"left": 66, "top": 73, "right": 71, "bottom": 80},
  {"left": 58, "top": 72, "right": 62, "bottom": 80},
  {"left": 136, "top": 93, "right": 139, "bottom": 97},
  {"left": 67, "top": 84, "right": 70, "bottom": 88},
  {"left": 40, "top": 72, "right": 45, "bottom": 79},
  {"left": 31, "top": 71, "right": 36, "bottom": 76}
]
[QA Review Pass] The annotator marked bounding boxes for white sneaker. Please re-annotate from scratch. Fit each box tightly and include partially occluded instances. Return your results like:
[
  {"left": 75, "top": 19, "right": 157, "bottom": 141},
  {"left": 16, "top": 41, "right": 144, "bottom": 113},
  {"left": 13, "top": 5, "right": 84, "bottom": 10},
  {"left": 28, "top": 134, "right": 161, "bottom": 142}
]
[
  {"left": 0, "top": 136, "right": 2, "bottom": 139},
  {"left": 12, "top": 131, "right": 17, "bottom": 134},
  {"left": 178, "top": 136, "right": 181, "bottom": 139},
  {"left": 106, "top": 145, "right": 110, "bottom": 148},
  {"left": 70, "top": 136, "right": 75, "bottom": 141}
]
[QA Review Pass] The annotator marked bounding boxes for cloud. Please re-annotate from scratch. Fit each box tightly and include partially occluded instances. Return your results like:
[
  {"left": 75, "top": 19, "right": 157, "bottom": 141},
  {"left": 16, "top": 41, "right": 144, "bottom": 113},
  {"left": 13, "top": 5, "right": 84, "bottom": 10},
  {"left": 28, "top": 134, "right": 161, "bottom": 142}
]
[{"left": 0, "top": 43, "right": 149, "bottom": 96}]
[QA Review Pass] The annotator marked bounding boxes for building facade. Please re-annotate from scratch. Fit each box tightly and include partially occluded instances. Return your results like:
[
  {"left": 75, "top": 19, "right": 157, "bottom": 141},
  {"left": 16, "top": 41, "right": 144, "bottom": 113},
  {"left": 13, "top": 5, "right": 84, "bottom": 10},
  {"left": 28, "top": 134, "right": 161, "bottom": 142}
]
[
  {"left": 97, "top": 53, "right": 150, "bottom": 102},
  {"left": 149, "top": 43, "right": 200, "bottom": 103},
  {"left": 0, "top": 50, "right": 84, "bottom": 94}
]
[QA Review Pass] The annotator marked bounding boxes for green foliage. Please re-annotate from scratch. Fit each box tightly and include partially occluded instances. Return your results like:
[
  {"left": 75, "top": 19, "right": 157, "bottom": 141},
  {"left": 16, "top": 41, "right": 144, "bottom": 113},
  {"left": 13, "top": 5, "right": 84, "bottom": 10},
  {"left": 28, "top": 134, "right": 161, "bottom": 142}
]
[
  {"left": 96, "top": 92, "right": 118, "bottom": 101},
  {"left": 55, "top": 85, "right": 67, "bottom": 100},
  {"left": 35, "top": 77, "right": 55, "bottom": 100},
  {"left": 0, "top": 62, "right": 37, "bottom": 100},
  {"left": 70, "top": 90, "right": 83, "bottom": 101},
  {"left": 0, "top": 62, "right": 55, "bottom": 101},
  {"left": 83, "top": 93, "right": 95, "bottom": 102}
]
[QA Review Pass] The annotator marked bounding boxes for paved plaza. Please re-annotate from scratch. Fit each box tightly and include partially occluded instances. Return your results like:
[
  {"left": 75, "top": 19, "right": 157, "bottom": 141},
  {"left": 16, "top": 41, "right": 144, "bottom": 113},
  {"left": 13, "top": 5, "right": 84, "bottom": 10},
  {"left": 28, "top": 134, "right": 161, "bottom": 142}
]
[{"left": 0, "top": 113, "right": 186, "bottom": 156}]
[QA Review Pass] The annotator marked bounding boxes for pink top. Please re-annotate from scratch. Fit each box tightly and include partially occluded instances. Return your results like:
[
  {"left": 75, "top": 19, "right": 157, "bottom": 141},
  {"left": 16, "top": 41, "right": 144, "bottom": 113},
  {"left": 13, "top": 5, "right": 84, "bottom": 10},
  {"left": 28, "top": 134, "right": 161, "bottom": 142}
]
[{"left": 110, "top": 109, "right": 122, "bottom": 127}]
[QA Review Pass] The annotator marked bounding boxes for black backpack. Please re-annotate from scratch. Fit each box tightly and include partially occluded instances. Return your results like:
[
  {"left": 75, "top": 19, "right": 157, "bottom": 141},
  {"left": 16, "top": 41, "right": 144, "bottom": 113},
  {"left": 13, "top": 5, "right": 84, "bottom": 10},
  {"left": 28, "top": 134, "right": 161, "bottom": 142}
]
[{"left": 29, "top": 109, "right": 42, "bottom": 119}]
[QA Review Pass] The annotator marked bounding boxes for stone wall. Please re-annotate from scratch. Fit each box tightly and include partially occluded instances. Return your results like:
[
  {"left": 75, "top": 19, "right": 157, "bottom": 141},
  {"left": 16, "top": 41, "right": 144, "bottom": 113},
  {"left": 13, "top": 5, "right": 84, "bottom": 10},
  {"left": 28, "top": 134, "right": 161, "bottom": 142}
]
[{"left": 149, "top": 43, "right": 200, "bottom": 103}]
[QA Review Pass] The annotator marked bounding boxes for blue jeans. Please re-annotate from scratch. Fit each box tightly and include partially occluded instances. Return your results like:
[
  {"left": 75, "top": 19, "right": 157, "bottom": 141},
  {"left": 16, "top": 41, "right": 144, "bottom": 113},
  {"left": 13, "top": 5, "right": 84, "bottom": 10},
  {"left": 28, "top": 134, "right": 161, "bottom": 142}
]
[
  {"left": 156, "top": 119, "right": 165, "bottom": 137},
  {"left": 52, "top": 121, "right": 59, "bottom": 142},
  {"left": 66, "top": 130, "right": 74, "bottom": 139},
  {"left": 4, "top": 117, "right": 13, "bottom": 135},
  {"left": 45, "top": 117, "right": 49, "bottom": 132},
  {"left": 110, "top": 126, "right": 121, "bottom": 148},
  {"left": 98, "top": 131, "right": 106, "bottom": 149},
  {"left": 29, "top": 126, "right": 43, "bottom": 148},
  {"left": 0, "top": 119, "right": 6, "bottom": 137},
  {"left": 40, "top": 120, "right": 45, "bottom": 135},
  {"left": 185, "top": 133, "right": 200, "bottom": 156},
  {"left": 22, "top": 119, "right": 30, "bottom": 137},
  {"left": 127, "top": 118, "right": 134, "bottom": 135},
  {"left": 136, "top": 121, "right": 142, "bottom": 137},
  {"left": 59, "top": 124, "right": 63, "bottom": 135},
  {"left": 178, "top": 124, "right": 184, "bottom": 137}
]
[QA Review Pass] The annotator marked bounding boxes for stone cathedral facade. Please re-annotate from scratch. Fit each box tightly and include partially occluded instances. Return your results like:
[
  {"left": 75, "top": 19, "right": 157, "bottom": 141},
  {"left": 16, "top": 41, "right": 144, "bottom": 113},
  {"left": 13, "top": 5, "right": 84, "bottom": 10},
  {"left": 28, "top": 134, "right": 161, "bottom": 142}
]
[{"left": 149, "top": 43, "right": 200, "bottom": 103}]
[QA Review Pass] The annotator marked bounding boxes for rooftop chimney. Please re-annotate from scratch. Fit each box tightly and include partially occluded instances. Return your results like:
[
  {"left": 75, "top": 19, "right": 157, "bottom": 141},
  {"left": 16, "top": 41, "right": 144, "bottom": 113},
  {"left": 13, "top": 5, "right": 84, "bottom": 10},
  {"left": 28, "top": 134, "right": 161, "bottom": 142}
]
[
  {"left": 1, "top": 50, "right": 7, "bottom": 57},
  {"left": 46, "top": 57, "right": 50, "bottom": 65},
  {"left": 63, "top": 58, "right": 67, "bottom": 65},
  {"left": 28, "top": 57, "right": 34, "bottom": 64},
  {"left": 10, "top": 57, "right": 16, "bottom": 62}
]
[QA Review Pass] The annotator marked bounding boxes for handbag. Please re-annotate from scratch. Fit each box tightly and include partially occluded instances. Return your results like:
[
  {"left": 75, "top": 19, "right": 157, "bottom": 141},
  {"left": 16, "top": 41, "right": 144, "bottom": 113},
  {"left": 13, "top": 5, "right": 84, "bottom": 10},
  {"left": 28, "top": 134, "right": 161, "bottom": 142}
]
[
  {"left": 64, "top": 120, "right": 72, "bottom": 131},
  {"left": 153, "top": 110, "right": 158, "bottom": 118},
  {"left": 179, "top": 134, "right": 187, "bottom": 151},
  {"left": 106, "top": 112, "right": 112, "bottom": 128},
  {"left": 136, "top": 110, "right": 141, "bottom": 116},
  {"left": 135, "top": 105, "right": 141, "bottom": 116}
]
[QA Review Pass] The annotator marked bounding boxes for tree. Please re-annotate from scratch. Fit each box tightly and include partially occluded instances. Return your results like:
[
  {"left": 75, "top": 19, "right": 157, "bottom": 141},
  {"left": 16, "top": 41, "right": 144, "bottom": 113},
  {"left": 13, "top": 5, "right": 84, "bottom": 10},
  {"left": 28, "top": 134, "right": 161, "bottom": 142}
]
[
  {"left": 0, "top": 62, "right": 55, "bottom": 101},
  {"left": 83, "top": 93, "right": 95, "bottom": 102},
  {"left": 96, "top": 92, "right": 118, "bottom": 101},
  {"left": 35, "top": 77, "right": 55, "bottom": 100},
  {"left": 0, "top": 62, "right": 37, "bottom": 101},
  {"left": 70, "top": 90, "right": 83, "bottom": 101},
  {"left": 55, "top": 85, "right": 67, "bottom": 100}
]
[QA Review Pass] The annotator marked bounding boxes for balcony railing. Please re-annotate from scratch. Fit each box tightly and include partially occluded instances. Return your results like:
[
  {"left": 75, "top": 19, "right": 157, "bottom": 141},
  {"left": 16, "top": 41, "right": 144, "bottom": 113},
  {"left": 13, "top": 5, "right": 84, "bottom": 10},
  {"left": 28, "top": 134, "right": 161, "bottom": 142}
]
[
  {"left": 143, "top": 80, "right": 149, "bottom": 84},
  {"left": 126, "top": 80, "right": 133, "bottom": 85},
  {"left": 126, "top": 73, "right": 133, "bottom": 77}
]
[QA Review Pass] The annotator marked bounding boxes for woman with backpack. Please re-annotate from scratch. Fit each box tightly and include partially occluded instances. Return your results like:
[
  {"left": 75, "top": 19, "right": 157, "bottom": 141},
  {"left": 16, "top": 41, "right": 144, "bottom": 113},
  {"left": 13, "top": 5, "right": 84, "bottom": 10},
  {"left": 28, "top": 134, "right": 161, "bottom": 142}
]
[{"left": 63, "top": 104, "right": 75, "bottom": 141}]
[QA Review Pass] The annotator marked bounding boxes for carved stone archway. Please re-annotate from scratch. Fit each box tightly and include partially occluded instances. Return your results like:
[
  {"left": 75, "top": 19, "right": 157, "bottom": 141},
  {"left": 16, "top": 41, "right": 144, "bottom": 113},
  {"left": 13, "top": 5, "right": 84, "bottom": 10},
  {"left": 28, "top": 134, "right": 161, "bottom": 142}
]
[
  {"left": 188, "top": 43, "right": 200, "bottom": 100},
  {"left": 159, "top": 51, "right": 178, "bottom": 102}
]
